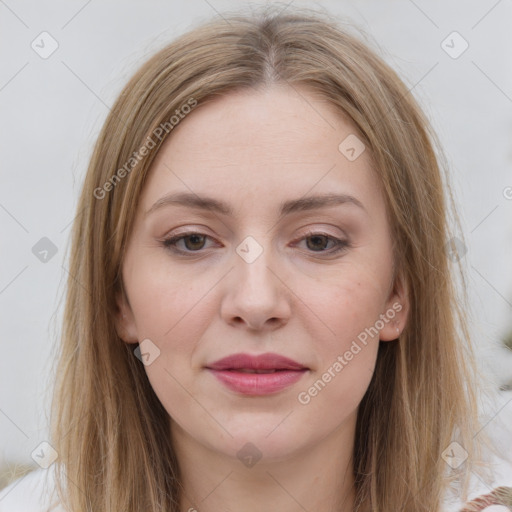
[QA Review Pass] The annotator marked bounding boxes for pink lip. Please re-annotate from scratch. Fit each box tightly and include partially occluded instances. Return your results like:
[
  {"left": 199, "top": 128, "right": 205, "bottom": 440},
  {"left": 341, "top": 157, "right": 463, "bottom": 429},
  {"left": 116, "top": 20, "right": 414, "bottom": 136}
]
[{"left": 205, "top": 352, "right": 308, "bottom": 396}]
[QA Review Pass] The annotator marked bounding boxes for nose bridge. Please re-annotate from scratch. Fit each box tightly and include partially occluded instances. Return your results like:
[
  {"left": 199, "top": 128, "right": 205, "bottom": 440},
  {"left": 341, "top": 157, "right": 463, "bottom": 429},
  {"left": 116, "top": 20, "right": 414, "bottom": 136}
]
[
  {"left": 221, "top": 234, "right": 290, "bottom": 330},
  {"left": 234, "top": 234, "right": 276, "bottom": 296}
]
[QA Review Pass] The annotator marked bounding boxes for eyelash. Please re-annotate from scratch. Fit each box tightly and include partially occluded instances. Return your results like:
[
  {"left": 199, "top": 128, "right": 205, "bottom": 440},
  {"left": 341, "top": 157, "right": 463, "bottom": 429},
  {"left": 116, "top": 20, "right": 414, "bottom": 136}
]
[{"left": 160, "top": 231, "right": 350, "bottom": 257}]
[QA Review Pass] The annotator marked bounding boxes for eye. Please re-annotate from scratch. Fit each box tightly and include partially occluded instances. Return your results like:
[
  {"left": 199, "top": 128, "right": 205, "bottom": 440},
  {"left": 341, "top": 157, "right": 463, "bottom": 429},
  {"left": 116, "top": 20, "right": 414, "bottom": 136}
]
[
  {"left": 161, "top": 232, "right": 218, "bottom": 254},
  {"left": 293, "top": 232, "right": 350, "bottom": 255},
  {"left": 160, "top": 231, "right": 350, "bottom": 256}
]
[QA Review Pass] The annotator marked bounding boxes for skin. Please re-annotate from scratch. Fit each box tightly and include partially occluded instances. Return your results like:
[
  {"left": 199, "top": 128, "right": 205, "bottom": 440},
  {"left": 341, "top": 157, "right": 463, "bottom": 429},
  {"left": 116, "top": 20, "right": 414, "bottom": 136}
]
[{"left": 115, "top": 83, "right": 409, "bottom": 512}]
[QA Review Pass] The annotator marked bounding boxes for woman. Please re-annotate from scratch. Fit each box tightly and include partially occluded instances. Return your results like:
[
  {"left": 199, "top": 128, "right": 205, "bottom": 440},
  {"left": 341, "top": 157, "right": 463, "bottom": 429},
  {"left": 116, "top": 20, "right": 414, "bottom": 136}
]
[{"left": 1, "top": 5, "right": 511, "bottom": 512}]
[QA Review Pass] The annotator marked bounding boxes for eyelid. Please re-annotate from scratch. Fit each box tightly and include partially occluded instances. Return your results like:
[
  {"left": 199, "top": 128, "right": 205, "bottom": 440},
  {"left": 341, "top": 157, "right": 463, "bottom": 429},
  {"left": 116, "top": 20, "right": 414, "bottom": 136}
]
[
  {"left": 160, "top": 231, "right": 220, "bottom": 254},
  {"left": 292, "top": 225, "right": 347, "bottom": 242},
  {"left": 160, "top": 228, "right": 350, "bottom": 257},
  {"left": 290, "top": 230, "right": 350, "bottom": 255}
]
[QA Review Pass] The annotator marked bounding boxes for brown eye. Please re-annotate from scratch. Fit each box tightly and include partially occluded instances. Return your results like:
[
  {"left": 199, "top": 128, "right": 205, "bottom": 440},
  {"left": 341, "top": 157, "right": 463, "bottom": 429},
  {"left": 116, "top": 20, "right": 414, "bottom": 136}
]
[
  {"left": 295, "top": 232, "right": 350, "bottom": 256},
  {"left": 162, "top": 232, "right": 214, "bottom": 253},
  {"left": 305, "top": 234, "right": 330, "bottom": 251},
  {"left": 181, "top": 234, "right": 207, "bottom": 251}
]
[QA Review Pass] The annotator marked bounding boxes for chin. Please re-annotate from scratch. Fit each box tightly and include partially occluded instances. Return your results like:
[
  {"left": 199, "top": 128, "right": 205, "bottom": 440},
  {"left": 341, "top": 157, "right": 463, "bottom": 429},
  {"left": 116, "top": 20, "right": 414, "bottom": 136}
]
[{"left": 212, "top": 420, "right": 308, "bottom": 462}]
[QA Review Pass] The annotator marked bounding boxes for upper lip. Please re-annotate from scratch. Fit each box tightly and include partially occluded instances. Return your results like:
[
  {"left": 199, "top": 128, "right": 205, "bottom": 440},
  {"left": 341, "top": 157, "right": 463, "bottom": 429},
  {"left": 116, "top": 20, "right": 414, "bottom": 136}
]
[{"left": 206, "top": 352, "right": 307, "bottom": 371}]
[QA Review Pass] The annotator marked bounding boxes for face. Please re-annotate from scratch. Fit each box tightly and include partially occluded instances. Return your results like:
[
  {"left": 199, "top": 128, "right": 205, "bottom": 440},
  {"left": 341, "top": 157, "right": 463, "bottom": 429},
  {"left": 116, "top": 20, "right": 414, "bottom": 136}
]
[{"left": 115, "top": 83, "right": 408, "bottom": 463}]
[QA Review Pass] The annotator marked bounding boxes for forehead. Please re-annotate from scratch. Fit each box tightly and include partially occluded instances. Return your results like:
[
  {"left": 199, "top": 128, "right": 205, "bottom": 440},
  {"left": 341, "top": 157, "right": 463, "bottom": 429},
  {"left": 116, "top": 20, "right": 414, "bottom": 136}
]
[{"left": 141, "top": 84, "right": 383, "bottom": 215}]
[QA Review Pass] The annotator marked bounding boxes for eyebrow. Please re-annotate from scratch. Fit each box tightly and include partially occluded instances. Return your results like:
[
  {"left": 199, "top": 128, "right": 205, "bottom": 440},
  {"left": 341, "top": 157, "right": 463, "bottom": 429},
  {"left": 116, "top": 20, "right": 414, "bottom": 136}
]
[{"left": 145, "top": 191, "right": 367, "bottom": 217}]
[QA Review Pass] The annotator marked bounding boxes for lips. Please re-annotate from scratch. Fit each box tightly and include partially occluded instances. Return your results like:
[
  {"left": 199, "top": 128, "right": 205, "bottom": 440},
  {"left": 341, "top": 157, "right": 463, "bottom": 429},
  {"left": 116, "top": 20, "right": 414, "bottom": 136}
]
[
  {"left": 205, "top": 353, "right": 308, "bottom": 395},
  {"left": 206, "top": 353, "right": 307, "bottom": 371}
]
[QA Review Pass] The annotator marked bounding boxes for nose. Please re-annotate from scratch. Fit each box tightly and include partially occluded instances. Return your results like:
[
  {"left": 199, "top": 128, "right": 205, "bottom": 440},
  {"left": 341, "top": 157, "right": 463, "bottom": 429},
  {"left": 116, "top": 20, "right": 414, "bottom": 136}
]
[{"left": 220, "top": 240, "right": 291, "bottom": 332}]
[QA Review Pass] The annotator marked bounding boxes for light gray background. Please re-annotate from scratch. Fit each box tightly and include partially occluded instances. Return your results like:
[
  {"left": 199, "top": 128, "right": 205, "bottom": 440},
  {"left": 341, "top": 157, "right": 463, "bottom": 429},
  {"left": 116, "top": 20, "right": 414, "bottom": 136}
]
[{"left": 1, "top": 0, "right": 511, "bottom": 468}]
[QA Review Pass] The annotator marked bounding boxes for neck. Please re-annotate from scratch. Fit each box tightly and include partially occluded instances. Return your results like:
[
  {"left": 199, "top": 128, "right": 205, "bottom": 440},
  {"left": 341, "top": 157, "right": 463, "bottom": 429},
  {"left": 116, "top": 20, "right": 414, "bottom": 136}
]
[{"left": 172, "top": 416, "right": 357, "bottom": 512}]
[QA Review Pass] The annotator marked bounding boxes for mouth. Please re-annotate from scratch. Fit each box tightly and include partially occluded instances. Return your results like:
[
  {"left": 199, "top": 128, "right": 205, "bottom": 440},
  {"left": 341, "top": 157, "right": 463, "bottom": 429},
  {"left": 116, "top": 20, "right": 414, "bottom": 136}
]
[
  {"left": 205, "top": 352, "right": 309, "bottom": 395},
  {"left": 229, "top": 368, "right": 285, "bottom": 374},
  {"left": 206, "top": 352, "right": 307, "bottom": 371}
]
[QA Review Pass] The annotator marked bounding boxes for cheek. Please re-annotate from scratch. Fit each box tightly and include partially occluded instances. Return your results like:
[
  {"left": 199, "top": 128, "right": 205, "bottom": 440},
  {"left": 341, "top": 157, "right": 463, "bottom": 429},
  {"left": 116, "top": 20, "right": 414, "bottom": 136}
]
[
  {"left": 297, "top": 267, "right": 389, "bottom": 353},
  {"left": 125, "top": 255, "right": 212, "bottom": 341},
  {"left": 128, "top": 265, "right": 213, "bottom": 419},
  {"left": 293, "top": 279, "right": 383, "bottom": 422},
  {"left": 125, "top": 259, "right": 222, "bottom": 402}
]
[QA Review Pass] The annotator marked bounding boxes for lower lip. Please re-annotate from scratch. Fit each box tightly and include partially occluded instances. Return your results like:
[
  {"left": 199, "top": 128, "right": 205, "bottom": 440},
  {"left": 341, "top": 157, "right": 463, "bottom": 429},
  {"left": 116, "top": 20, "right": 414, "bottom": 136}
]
[{"left": 207, "top": 369, "right": 307, "bottom": 395}]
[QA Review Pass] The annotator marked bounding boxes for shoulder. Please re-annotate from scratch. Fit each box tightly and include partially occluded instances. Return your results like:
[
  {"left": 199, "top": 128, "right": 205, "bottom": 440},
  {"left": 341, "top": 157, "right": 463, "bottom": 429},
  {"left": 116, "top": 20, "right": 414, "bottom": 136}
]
[
  {"left": 443, "top": 455, "right": 512, "bottom": 512},
  {"left": 443, "top": 389, "right": 512, "bottom": 511},
  {"left": 458, "top": 486, "right": 512, "bottom": 511},
  {"left": 0, "top": 466, "right": 65, "bottom": 512}
]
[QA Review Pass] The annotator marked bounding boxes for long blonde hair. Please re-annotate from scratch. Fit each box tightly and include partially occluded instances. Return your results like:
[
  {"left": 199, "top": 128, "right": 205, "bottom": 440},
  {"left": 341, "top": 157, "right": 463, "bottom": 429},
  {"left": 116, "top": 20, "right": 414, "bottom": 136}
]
[{"left": 49, "top": 5, "right": 494, "bottom": 511}]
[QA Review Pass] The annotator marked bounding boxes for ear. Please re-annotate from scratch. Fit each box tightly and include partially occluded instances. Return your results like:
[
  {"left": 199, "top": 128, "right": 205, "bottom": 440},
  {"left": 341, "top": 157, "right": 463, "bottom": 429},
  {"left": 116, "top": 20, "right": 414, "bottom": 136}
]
[
  {"left": 379, "top": 265, "right": 409, "bottom": 342},
  {"left": 114, "top": 282, "right": 139, "bottom": 344}
]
